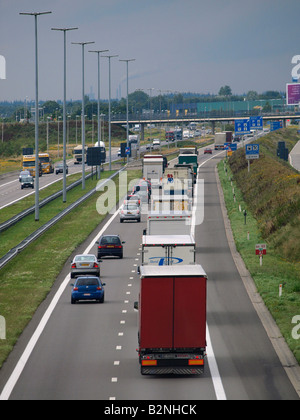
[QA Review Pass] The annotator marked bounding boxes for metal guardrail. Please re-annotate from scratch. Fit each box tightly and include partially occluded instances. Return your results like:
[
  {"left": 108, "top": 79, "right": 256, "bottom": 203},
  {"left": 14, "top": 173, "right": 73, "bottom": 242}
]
[
  {"left": 0, "top": 168, "right": 123, "bottom": 271},
  {"left": 0, "top": 173, "right": 93, "bottom": 234}
]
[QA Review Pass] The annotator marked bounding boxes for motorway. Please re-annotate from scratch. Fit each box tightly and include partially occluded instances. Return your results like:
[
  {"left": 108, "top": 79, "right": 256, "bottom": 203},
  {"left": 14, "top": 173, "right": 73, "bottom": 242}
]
[{"left": 0, "top": 145, "right": 299, "bottom": 400}]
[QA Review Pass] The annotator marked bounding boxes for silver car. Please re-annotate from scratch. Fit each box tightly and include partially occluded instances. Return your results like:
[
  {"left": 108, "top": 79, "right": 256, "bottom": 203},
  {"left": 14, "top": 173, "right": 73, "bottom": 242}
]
[
  {"left": 70, "top": 254, "right": 100, "bottom": 278},
  {"left": 120, "top": 202, "right": 141, "bottom": 223}
]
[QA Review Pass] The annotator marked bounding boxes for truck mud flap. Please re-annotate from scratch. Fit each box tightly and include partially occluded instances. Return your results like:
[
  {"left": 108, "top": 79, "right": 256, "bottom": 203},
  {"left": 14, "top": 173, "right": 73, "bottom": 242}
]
[{"left": 141, "top": 366, "right": 204, "bottom": 375}]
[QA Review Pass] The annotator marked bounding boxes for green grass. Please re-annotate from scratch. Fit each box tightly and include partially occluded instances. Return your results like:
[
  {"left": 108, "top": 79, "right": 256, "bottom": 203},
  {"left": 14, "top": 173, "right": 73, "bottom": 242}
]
[
  {"left": 0, "top": 168, "right": 142, "bottom": 368},
  {"left": 218, "top": 157, "right": 300, "bottom": 364}
]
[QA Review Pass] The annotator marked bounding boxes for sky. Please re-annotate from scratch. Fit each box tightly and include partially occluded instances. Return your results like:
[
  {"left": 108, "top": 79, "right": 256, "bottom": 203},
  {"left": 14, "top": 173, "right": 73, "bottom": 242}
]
[{"left": 1, "top": 0, "right": 300, "bottom": 103}]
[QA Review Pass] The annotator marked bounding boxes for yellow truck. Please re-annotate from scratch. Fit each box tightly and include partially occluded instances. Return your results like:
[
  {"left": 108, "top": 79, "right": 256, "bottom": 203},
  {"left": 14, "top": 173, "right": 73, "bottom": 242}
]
[
  {"left": 38, "top": 153, "right": 54, "bottom": 174},
  {"left": 22, "top": 155, "right": 43, "bottom": 177}
]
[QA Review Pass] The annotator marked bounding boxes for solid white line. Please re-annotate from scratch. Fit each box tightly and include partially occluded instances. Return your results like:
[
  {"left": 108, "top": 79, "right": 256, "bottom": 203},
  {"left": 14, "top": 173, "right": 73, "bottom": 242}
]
[
  {"left": 192, "top": 151, "right": 227, "bottom": 401},
  {"left": 0, "top": 201, "right": 121, "bottom": 400}
]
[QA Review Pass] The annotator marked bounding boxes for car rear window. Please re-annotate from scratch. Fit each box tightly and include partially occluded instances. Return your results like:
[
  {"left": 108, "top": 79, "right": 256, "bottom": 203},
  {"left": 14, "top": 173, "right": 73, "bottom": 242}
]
[
  {"left": 76, "top": 278, "right": 99, "bottom": 286},
  {"left": 74, "top": 255, "right": 95, "bottom": 262},
  {"left": 100, "top": 236, "right": 121, "bottom": 245}
]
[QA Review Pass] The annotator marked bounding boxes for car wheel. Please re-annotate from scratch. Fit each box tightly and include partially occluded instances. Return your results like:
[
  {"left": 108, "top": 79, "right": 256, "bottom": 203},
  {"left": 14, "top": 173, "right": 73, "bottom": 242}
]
[
  {"left": 71, "top": 298, "right": 76, "bottom": 304},
  {"left": 120, "top": 253, "right": 123, "bottom": 259},
  {"left": 99, "top": 294, "right": 104, "bottom": 303}
]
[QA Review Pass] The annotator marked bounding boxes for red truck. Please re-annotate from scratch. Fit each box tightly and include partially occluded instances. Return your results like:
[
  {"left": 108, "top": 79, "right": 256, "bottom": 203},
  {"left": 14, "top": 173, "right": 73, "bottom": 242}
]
[{"left": 137, "top": 265, "right": 207, "bottom": 375}]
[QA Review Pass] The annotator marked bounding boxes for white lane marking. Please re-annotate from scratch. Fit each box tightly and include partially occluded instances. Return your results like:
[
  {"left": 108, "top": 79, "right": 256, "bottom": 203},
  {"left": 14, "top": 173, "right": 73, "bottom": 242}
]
[
  {"left": 0, "top": 200, "right": 121, "bottom": 400},
  {"left": 192, "top": 151, "right": 227, "bottom": 401}
]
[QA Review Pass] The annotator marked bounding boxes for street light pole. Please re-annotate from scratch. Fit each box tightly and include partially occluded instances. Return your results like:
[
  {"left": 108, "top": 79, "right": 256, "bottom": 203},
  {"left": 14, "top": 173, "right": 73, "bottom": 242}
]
[
  {"left": 52, "top": 27, "right": 78, "bottom": 202},
  {"left": 89, "top": 49, "right": 109, "bottom": 176},
  {"left": 20, "top": 11, "right": 52, "bottom": 221},
  {"left": 72, "top": 41, "right": 95, "bottom": 189},
  {"left": 119, "top": 59, "right": 135, "bottom": 164},
  {"left": 102, "top": 55, "right": 118, "bottom": 171}
]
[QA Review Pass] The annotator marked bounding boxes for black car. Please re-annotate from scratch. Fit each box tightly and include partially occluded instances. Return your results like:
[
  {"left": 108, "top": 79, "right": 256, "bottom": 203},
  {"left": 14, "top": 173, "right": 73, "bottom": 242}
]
[
  {"left": 96, "top": 234, "right": 125, "bottom": 259},
  {"left": 56, "top": 163, "right": 69, "bottom": 175}
]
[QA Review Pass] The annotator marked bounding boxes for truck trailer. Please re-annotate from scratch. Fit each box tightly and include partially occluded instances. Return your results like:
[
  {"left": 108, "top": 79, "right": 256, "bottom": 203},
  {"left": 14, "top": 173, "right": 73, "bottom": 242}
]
[
  {"left": 147, "top": 212, "right": 192, "bottom": 235},
  {"left": 142, "top": 234, "right": 196, "bottom": 267},
  {"left": 137, "top": 265, "right": 207, "bottom": 375},
  {"left": 214, "top": 132, "right": 226, "bottom": 150}
]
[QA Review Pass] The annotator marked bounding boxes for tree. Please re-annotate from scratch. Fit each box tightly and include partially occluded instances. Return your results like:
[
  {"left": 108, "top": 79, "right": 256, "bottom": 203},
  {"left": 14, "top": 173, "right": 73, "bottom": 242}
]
[{"left": 218, "top": 85, "right": 232, "bottom": 97}]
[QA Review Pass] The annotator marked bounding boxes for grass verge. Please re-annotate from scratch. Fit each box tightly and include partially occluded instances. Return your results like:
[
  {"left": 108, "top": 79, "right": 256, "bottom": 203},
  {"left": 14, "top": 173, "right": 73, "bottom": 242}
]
[{"left": 218, "top": 159, "right": 300, "bottom": 364}]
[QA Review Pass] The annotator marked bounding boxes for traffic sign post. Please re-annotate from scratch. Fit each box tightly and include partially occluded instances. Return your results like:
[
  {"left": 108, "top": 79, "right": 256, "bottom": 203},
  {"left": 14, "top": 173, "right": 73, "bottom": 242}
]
[
  {"left": 235, "top": 119, "right": 251, "bottom": 135},
  {"left": 255, "top": 244, "right": 267, "bottom": 266},
  {"left": 245, "top": 144, "right": 259, "bottom": 172},
  {"left": 250, "top": 116, "right": 263, "bottom": 130}
]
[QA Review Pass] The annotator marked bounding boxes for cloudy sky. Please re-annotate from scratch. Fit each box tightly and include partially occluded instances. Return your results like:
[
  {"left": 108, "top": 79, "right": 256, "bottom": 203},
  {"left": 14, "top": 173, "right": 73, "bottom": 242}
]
[{"left": 1, "top": 0, "right": 300, "bottom": 102}]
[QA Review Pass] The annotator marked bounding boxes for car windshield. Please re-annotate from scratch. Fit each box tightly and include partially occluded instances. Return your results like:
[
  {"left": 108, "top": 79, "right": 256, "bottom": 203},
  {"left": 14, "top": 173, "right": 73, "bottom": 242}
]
[
  {"left": 22, "top": 177, "right": 33, "bottom": 182},
  {"left": 76, "top": 277, "right": 99, "bottom": 286},
  {"left": 74, "top": 255, "right": 95, "bottom": 262},
  {"left": 100, "top": 236, "right": 120, "bottom": 245}
]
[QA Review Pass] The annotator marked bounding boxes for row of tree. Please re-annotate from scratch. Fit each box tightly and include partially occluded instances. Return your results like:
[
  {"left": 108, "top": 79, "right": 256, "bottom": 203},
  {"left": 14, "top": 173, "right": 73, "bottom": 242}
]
[{"left": 1, "top": 87, "right": 285, "bottom": 122}]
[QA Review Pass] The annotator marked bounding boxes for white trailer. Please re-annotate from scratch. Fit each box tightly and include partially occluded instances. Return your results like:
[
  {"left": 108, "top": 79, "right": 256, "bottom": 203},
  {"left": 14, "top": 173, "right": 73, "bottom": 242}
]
[
  {"left": 214, "top": 132, "right": 226, "bottom": 150},
  {"left": 142, "top": 234, "right": 196, "bottom": 266},
  {"left": 143, "top": 157, "right": 163, "bottom": 186},
  {"left": 151, "top": 194, "right": 192, "bottom": 213},
  {"left": 147, "top": 212, "right": 192, "bottom": 235}
]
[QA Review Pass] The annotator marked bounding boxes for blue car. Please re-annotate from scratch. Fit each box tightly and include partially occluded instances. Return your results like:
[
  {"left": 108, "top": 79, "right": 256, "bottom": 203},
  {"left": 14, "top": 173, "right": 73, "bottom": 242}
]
[{"left": 71, "top": 276, "right": 105, "bottom": 304}]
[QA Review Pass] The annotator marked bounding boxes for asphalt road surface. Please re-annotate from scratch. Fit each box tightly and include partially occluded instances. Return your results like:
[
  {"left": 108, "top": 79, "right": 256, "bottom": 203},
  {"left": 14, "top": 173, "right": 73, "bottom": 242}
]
[{"left": 0, "top": 149, "right": 298, "bottom": 400}]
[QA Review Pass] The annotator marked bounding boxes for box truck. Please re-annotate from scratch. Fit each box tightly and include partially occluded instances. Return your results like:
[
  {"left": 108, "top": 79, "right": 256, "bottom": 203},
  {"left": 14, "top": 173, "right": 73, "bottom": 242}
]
[
  {"left": 142, "top": 234, "right": 196, "bottom": 267},
  {"left": 147, "top": 212, "right": 192, "bottom": 235},
  {"left": 143, "top": 157, "right": 163, "bottom": 186},
  {"left": 178, "top": 154, "right": 198, "bottom": 183},
  {"left": 137, "top": 265, "right": 207, "bottom": 375},
  {"left": 214, "top": 132, "right": 226, "bottom": 150}
]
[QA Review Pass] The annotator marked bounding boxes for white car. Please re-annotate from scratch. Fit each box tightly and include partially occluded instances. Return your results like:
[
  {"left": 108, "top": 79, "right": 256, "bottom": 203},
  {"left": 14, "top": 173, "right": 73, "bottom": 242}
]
[{"left": 70, "top": 254, "right": 100, "bottom": 278}]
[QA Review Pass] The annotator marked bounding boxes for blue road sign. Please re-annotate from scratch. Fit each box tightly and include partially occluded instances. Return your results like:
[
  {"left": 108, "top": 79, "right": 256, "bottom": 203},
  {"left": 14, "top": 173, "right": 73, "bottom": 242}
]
[
  {"left": 224, "top": 143, "right": 237, "bottom": 151},
  {"left": 250, "top": 116, "right": 263, "bottom": 129},
  {"left": 235, "top": 119, "right": 250, "bottom": 134},
  {"left": 245, "top": 144, "right": 259, "bottom": 159}
]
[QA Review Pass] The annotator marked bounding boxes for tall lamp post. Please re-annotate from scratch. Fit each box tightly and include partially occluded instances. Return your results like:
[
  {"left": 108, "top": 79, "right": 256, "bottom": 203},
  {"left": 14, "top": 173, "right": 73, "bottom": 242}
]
[
  {"left": 20, "top": 11, "right": 52, "bottom": 221},
  {"left": 119, "top": 58, "right": 135, "bottom": 164},
  {"left": 102, "top": 54, "right": 118, "bottom": 171},
  {"left": 72, "top": 41, "right": 95, "bottom": 189},
  {"left": 52, "top": 27, "right": 78, "bottom": 202},
  {"left": 89, "top": 49, "right": 109, "bottom": 176}
]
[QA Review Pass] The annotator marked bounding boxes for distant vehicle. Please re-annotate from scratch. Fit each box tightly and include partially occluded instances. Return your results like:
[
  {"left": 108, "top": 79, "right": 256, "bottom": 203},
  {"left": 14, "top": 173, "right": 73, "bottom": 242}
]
[
  {"left": 73, "top": 145, "right": 87, "bottom": 164},
  {"left": 204, "top": 148, "right": 212, "bottom": 154},
  {"left": 22, "top": 155, "right": 43, "bottom": 177},
  {"left": 20, "top": 175, "right": 34, "bottom": 189},
  {"left": 96, "top": 234, "right": 125, "bottom": 259},
  {"left": 70, "top": 254, "right": 100, "bottom": 279},
  {"left": 117, "top": 148, "right": 121, "bottom": 157},
  {"left": 55, "top": 163, "right": 69, "bottom": 175},
  {"left": 19, "top": 170, "right": 31, "bottom": 182},
  {"left": 39, "top": 153, "right": 54, "bottom": 174},
  {"left": 120, "top": 202, "right": 141, "bottom": 223},
  {"left": 152, "top": 139, "right": 160, "bottom": 147},
  {"left": 146, "top": 144, "right": 153, "bottom": 151},
  {"left": 71, "top": 276, "right": 105, "bottom": 304},
  {"left": 124, "top": 194, "right": 141, "bottom": 206}
]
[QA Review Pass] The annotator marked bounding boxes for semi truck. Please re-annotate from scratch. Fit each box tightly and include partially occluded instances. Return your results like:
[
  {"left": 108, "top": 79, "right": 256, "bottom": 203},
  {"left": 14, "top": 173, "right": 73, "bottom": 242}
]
[
  {"left": 142, "top": 234, "right": 196, "bottom": 267},
  {"left": 214, "top": 132, "right": 226, "bottom": 150},
  {"left": 137, "top": 265, "right": 207, "bottom": 375},
  {"left": 177, "top": 154, "right": 198, "bottom": 183},
  {"left": 147, "top": 212, "right": 192, "bottom": 235},
  {"left": 142, "top": 157, "right": 163, "bottom": 186}
]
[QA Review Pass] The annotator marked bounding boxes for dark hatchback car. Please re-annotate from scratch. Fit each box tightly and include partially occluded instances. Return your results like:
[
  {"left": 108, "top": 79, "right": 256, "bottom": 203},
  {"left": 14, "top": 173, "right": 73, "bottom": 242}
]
[
  {"left": 96, "top": 234, "right": 125, "bottom": 259},
  {"left": 71, "top": 276, "right": 105, "bottom": 304}
]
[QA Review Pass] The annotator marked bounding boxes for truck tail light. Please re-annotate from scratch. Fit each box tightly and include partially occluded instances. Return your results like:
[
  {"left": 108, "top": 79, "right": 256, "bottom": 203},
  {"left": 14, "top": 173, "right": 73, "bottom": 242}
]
[
  {"left": 188, "top": 359, "right": 204, "bottom": 366},
  {"left": 141, "top": 360, "right": 157, "bottom": 366}
]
